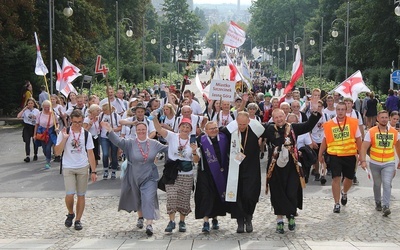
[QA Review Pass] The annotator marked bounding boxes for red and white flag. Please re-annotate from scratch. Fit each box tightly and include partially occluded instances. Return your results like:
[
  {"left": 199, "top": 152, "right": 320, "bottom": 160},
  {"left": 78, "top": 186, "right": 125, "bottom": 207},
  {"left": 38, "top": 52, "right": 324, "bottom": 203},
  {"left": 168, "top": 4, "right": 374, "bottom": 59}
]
[
  {"left": 226, "top": 52, "right": 252, "bottom": 90},
  {"left": 61, "top": 57, "right": 81, "bottom": 84},
  {"left": 284, "top": 48, "right": 303, "bottom": 94},
  {"left": 57, "top": 57, "right": 80, "bottom": 97},
  {"left": 55, "top": 60, "right": 64, "bottom": 92},
  {"left": 226, "top": 54, "right": 240, "bottom": 82},
  {"left": 222, "top": 21, "right": 246, "bottom": 48},
  {"left": 333, "top": 70, "right": 370, "bottom": 102},
  {"left": 34, "top": 32, "right": 48, "bottom": 76}
]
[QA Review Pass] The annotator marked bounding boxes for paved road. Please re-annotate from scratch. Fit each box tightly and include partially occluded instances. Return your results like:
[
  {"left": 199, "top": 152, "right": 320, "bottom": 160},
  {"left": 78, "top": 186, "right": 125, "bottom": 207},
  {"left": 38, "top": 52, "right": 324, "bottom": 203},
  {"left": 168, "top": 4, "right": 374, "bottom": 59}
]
[{"left": 1, "top": 103, "right": 400, "bottom": 249}]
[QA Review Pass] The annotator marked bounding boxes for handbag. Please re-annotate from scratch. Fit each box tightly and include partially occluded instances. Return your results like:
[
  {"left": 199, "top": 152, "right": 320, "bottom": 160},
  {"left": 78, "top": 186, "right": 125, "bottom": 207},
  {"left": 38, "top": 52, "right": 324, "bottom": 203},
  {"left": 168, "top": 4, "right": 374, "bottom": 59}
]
[{"left": 36, "top": 112, "right": 51, "bottom": 144}]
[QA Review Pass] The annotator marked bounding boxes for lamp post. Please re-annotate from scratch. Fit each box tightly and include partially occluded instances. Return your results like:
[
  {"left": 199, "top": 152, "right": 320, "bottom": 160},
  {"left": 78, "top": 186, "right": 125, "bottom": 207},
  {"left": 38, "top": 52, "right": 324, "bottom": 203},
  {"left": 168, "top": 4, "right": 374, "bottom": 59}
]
[
  {"left": 49, "top": 0, "right": 74, "bottom": 94},
  {"left": 331, "top": 1, "right": 349, "bottom": 78},
  {"left": 272, "top": 43, "right": 278, "bottom": 79},
  {"left": 116, "top": 17, "right": 133, "bottom": 86},
  {"left": 285, "top": 39, "right": 294, "bottom": 61},
  {"left": 213, "top": 33, "right": 220, "bottom": 59},
  {"left": 277, "top": 40, "right": 286, "bottom": 79},
  {"left": 309, "top": 17, "right": 324, "bottom": 82}
]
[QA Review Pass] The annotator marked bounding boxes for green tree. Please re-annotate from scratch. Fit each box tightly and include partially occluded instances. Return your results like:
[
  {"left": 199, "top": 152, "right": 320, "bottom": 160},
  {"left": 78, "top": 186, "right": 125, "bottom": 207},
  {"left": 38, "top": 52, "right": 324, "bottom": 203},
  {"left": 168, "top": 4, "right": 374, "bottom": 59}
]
[{"left": 161, "top": 0, "right": 202, "bottom": 63}]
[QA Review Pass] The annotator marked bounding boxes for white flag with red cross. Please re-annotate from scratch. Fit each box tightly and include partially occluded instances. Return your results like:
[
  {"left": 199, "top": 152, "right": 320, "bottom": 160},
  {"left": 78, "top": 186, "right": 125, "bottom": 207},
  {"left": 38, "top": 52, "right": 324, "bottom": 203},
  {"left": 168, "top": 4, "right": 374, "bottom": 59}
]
[{"left": 333, "top": 70, "right": 371, "bottom": 102}]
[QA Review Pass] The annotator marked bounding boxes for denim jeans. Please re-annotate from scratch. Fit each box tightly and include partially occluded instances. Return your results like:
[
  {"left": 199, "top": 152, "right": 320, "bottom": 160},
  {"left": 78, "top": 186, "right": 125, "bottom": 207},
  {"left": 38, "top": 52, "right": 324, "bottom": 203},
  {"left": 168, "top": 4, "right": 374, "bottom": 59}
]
[
  {"left": 42, "top": 140, "right": 53, "bottom": 164},
  {"left": 100, "top": 137, "right": 118, "bottom": 170},
  {"left": 369, "top": 162, "right": 396, "bottom": 207}
]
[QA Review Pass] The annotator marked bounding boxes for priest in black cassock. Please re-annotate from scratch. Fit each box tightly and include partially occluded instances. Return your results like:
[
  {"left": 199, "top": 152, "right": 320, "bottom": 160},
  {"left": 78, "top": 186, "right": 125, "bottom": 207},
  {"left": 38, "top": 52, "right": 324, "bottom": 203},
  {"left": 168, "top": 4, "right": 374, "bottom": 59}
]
[
  {"left": 221, "top": 111, "right": 265, "bottom": 233},
  {"left": 195, "top": 121, "right": 230, "bottom": 233},
  {"left": 263, "top": 107, "right": 321, "bottom": 234}
]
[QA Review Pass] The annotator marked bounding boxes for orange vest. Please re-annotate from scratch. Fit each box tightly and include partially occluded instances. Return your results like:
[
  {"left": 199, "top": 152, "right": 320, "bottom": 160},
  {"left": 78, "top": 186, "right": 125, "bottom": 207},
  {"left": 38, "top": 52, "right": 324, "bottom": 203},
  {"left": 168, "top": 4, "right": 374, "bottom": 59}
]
[
  {"left": 324, "top": 117, "right": 359, "bottom": 156},
  {"left": 369, "top": 126, "right": 397, "bottom": 163}
]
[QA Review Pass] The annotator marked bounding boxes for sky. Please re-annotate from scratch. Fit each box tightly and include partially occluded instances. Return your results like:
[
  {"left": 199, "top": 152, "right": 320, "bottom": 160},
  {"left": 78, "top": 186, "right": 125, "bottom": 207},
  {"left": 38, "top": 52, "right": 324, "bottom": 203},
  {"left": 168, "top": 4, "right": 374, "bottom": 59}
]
[{"left": 193, "top": 0, "right": 252, "bottom": 5}]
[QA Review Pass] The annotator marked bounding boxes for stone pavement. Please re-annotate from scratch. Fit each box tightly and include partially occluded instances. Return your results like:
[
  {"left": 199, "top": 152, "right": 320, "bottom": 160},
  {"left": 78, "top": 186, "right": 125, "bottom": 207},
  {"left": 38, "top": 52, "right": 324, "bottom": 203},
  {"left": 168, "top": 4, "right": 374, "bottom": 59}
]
[{"left": 2, "top": 117, "right": 400, "bottom": 249}]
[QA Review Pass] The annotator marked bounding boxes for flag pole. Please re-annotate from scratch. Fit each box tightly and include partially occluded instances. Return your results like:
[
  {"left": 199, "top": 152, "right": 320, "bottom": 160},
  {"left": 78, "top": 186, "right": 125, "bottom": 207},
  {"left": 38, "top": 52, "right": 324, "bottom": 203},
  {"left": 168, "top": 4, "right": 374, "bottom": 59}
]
[
  {"left": 105, "top": 74, "right": 114, "bottom": 128},
  {"left": 42, "top": 75, "right": 58, "bottom": 130}
]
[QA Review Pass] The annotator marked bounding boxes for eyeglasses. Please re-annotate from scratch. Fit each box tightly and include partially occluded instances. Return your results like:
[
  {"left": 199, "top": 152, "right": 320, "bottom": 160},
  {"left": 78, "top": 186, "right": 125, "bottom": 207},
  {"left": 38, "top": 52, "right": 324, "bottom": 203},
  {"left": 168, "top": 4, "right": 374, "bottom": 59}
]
[{"left": 207, "top": 127, "right": 218, "bottom": 130}]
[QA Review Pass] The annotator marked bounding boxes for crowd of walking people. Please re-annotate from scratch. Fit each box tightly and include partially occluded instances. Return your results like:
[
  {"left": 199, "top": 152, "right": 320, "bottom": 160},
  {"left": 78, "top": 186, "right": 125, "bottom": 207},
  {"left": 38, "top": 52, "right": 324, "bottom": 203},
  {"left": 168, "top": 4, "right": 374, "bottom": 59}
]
[{"left": 17, "top": 78, "right": 400, "bottom": 236}]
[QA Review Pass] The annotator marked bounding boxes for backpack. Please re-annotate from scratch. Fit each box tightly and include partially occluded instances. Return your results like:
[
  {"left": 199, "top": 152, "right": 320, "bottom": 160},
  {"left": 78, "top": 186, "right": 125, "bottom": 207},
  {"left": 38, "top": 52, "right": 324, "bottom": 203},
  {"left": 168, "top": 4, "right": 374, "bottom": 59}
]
[
  {"left": 59, "top": 127, "right": 89, "bottom": 174},
  {"left": 299, "top": 145, "right": 317, "bottom": 168}
]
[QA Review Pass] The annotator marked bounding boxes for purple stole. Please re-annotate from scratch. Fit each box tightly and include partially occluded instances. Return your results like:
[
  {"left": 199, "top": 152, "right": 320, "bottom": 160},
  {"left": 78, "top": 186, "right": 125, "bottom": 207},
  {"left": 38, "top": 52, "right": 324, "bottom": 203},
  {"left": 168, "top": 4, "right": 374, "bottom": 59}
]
[{"left": 200, "top": 133, "right": 229, "bottom": 202}]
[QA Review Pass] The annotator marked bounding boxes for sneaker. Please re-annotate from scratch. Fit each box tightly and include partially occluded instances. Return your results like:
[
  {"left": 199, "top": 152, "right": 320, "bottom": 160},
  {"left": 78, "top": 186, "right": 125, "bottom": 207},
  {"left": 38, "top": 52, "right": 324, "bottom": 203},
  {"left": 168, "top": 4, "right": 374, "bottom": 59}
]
[
  {"left": 164, "top": 221, "right": 175, "bottom": 233},
  {"left": 383, "top": 206, "right": 391, "bottom": 217},
  {"left": 65, "top": 213, "right": 75, "bottom": 228},
  {"left": 54, "top": 156, "right": 61, "bottom": 162},
  {"left": 74, "top": 220, "right": 83, "bottom": 230},
  {"left": 276, "top": 221, "right": 284, "bottom": 234},
  {"left": 111, "top": 171, "right": 116, "bottom": 179},
  {"left": 236, "top": 218, "right": 244, "bottom": 233},
  {"left": 333, "top": 203, "right": 341, "bottom": 213},
  {"left": 145, "top": 224, "right": 153, "bottom": 236},
  {"left": 288, "top": 215, "right": 296, "bottom": 231},
  {"left": 341, "top": 190, "right": 348, "bottom": 206},
  {"left": 178, "top": 221, "right": 186, "bottom": 232},
  {"left": 45, "top": 163, "right": 51, "bottom": 169},
  {"left": 202, "top": 222, "right": 210, "bottom": 233},
  {"left": 314, "top": 173, "right": 320, "bottom": 181},
  {"left": 24, "top": 157, "right": 30, "bottom": 163},
  {"left": 103, "top": 171, "right": 109, "bottom": 180},
  {"left": 353, "top": 176, "right": 359, "bottom": 185},
  {"left": 33, "top": 155, "right": 38, "bottom": 161},
  {"left": 375, "top": 202, "right": 382, "bottom": 211},
  {"left": 136, "top": 218, "right": 144, "bottom": 229},
  {"left": 211, "top": 219, "right": 219, "bottom": 230},
  {"left": 320, "top": 176, "right": 327, "bottom": 185},
  {"left": 260, "top": 152, "right": 264, "bottom": 159}
]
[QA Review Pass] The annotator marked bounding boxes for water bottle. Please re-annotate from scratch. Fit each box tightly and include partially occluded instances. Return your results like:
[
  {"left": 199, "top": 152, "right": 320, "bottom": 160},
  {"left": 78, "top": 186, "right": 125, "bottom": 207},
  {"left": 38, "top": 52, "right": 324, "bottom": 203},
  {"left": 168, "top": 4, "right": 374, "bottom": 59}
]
[{"left": 148, "top": 107, "right": 162, "bottom": 121}]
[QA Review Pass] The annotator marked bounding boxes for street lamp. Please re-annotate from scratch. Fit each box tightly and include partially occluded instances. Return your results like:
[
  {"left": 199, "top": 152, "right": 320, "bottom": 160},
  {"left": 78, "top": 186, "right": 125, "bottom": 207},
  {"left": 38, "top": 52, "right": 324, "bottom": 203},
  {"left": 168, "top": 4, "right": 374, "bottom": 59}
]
[
  {"left": 116, "top": 17, "right": 133, "bottom": 86},
  {"left": 278, "top": 40, "right": 286, "bottom": 79},
  {"left": 395, "top": 0, "right": 400, "bottom": 16},
  {"left": 331, "top": 1, "right": 350, "bottom": 78},
  {"left": 48, "top": 0, "right": 75, "bottom": 94},
  {"left": 63, "top": 1, "right": 74, "bottom": 17},
  {"left": 309, "top": 17, "right": 324, "bottom": 81},
  {"left": 213, "top": 33, "right": 220, "bottom": 59}
]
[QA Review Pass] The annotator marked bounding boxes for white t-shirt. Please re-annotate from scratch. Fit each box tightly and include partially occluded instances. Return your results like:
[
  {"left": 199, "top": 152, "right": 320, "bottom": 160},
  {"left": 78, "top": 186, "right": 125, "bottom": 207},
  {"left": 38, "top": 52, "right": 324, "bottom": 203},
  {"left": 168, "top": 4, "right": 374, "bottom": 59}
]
[
  {"left": 162, "top": 116, "right": 176, "bottom": 130},
  {"left": 346, "top": 110, "right": 363, "bottom": 126},
  {"left": 56, "top": 127, "right": 94, "bottom": 169},
  {"left": 190, "top": 100, "right": 203, "bottom": 115},
  {"left": 213, "top": 110, "right": 238, "bottom": 127},
  {"left": 364, "top": 128, "right": 399, "bottom": 165},
  {"left": 323, "top": 108, "right": 336, "bottom": 121},
  {"left": 99, "top": 112, "right": 121, "bottom": 138},
  {"left": 99, "top": 97, "right": 125, "bottom": 115},
  {"left": 22, "top": 108, "right": 40, "bottom": 126},
  {"left": 174, "top": 114, "right": 204, "bottom": 135},
  {"left": 121, "top": 116, "right": 155, "bottom": 139},
  {"left": 310, "top": 115, "right": 326, "bottom": 143},
  {"left": 165, "top": 130, "right": 193, "bottom": 164},
  {"left": 53, "top": 104, "right": 65, "bottom": 118},
  {"left": 297, "top": 133, "right": 312, "bottom": 149},
  {"left": 83, "top": 116, "right": 100, "bottom": 138}
]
